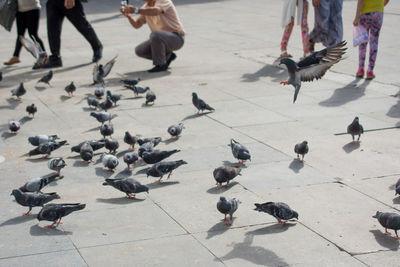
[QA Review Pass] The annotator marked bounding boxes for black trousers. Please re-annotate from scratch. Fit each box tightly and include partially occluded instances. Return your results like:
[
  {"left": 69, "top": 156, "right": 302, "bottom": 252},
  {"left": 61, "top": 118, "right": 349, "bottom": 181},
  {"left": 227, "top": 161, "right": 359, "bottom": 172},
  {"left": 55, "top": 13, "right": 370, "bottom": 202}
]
[
  {"left": 46, "top": 0, "right": 102, "bottom": 57},
  {"left": 14, "top": 9, "right": 46, "bottom": 57}
]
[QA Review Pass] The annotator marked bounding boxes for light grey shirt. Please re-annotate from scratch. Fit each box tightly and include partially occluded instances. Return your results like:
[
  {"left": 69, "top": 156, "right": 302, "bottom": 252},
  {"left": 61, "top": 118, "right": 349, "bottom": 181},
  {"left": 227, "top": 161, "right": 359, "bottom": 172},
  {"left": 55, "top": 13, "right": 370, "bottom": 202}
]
[{"left": 18, "top": 0, "right": 41, "bottom": 12}]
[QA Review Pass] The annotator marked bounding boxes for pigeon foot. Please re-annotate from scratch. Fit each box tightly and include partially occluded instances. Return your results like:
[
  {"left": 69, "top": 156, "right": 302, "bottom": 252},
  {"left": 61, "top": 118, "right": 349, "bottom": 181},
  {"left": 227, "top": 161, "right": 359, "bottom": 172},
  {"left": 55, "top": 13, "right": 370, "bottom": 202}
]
[
  {"left": 280, "top": 81, "right": 288, "bottom": 85},
  {"left": 23, "top": 211, "right": 31, "bottom": 216},
  {"left": 385, "top": 229, "right": 391, "bottom": 235},
  {"left": 279, "top": 221, "right": 287, "bottom": 226}
]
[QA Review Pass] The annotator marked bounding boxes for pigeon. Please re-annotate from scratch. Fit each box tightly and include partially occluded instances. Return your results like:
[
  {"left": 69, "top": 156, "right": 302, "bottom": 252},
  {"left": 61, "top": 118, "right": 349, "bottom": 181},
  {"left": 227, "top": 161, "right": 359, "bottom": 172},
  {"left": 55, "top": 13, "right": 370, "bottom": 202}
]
[
  {"left": 123, "top": 152, "right": 139, "bottom": 171},
  {"left": 213, "top": 166, "right": 241, "bottom": 187},
  {"left": 146, "top": 160, "right": 187, "bottom": 182},
  {"left": 28, "top": 134, "right": 58, "bottom": 146},
  {"left": 137, "top": 137, "right": 162, "bottom": 146},
  {"left": 192, "top": 92, "right": 215, "bottom": 114},
  {"left": 37, "top": 203, "right": 86, "bottom": 228},
  {"left": 254, "top": 202, "right": 299, "bottom": 226},
  {"left": 80, "top": 141, "right": 94, "bottom": 162},
  {"left": 28, "top": 140, "right": 68, "bottom": 157},
  {"left": 93, "top": 55, "right": 117, "bottom": 85},
  {"left": 126, "top": 85, "right": 149, "bottom": 96},
  {"left": 19, "top": 173, "right": 61, "bottom": 193},
  {"left": 94, "top": 86, "right": 105, "bottom": 98},
  {"left": 121, "top": 77, "right": 141, "bottom": 86},
  {"left": 101, "top": 153, "right": 119, "bottom": 171},
  {"left": 87, "top": 96, "right": 99, "bottom": 109},
  {"left": 124, "top": 131, "right": 138, "bottom": 150},
  {"left": 168, "top": 123, "right": 184, "bottom": 138},
  {"left": 37, "top": 70, "right": 53, "bottom": 86},
  {"left": 347, "top": 116, "right": 364, "bottom": 141},
  {"left": 279, "top": 40, "right": 347, "bottom": 103},
  {"left": 145, "top": 90, "right": 156, "bottom": 105},
  {"left": 71, "top": 140, "right": 105, "bottom": 153},
  {"left": 142, "top": 149, "right": 180, "bottom": 164},
  {"left": 373, "top": 211, "right": 400, "bottom": 239},
  {"left": 19, "top": 35, "right": 47, "bottom": 67},
  {"left": 230, "top": 139, "right": 251, "bottom": 163},
  {"left": 64, "top": 81, "right": 76, "bottom": 96},
  {"left": 48, "top": 157, "right": 66, "bottom": 175},
  {"left": 8, "top": 120, "right": 20, "bottom": 133},
  {"left": 11, "top": 189, "right": 60, "bottom": 215},
  {"left": 294, "top": 141, "right": 308, "bottom": 162},
  {"left": 105, "top": 138, "right": 119, "bottom": 154},
  {"left": 103, "top": 178, "right": 149, "bottom": 198},
  {"left": 90, "top": 111, "right": 117, "bottom": 124},
  {"left": 26, "top": 104, "right": 37, "bottom": 117},
  {"left": 11, "top": 82, "right": 26, "bottom": 99},
  {"left": 217, "top": 196, "right": 240, "bottom": 226},
  {"left": 395, "top": 178, "right": 400, "bottom": 197},
  {"left": 99, "top": 96, "right": 113, "bottom": 111},
  {"left": 100, "top": 123, "right": 114, "bottom": 138},
  {"left": 106, "top": 90, "right": 122, "bottom": 106},
  {"left": 138, "top": 142, "right": 155, "bottom": 158}
]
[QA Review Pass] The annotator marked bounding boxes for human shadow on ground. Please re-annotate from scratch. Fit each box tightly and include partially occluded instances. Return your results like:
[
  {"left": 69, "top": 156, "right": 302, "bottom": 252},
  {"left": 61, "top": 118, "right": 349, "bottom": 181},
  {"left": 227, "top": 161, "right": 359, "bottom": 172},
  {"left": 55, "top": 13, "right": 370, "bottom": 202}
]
[
  {"left": 207, "top": 182, "right": 238, "bottom": 194},
  {"left": 387, "top": 90, "right": 400, "bottom": 119},
  {"left": 288, "top": 159, "right": 304, "bottom": 173},
  {"left": 241, "top": 64, "right": 286, "bottom": 83},
  {"left": 370, "top": 229, "right": 399, "bottom": 251},
  {"left": 342, "top": 141, "right": 360, "bottom": 154},
  {"left": 0, "top": 215, "right": 36, "bottom": 227},
  {"left": 319, "top": 79, "right": 370, "bottom": 107},
  {"left": 206, "top": 221, "right": 230, "bottom": 239},
  {"left": 30, "top": 224, "right": 72, "bottom": 236},
  {"left": 96, "top": 197, "right": 145, "bottom": 205}
]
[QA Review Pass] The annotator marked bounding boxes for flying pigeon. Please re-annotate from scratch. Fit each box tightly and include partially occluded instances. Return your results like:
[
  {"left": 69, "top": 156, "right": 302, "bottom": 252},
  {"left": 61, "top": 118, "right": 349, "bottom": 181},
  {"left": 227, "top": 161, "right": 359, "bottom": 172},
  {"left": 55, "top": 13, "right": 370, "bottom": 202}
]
[
  {"left": 137, "top": 137, "right": 162, "bottom": 146},
  {"left": 138, "top": 142, "right": 154, "bottom": 158},
  {"left": 145, "top": 90, "right": 156, "bottom": 105},
  {"left": 11, "top": 189, "right": 60, "bottom": 215},
  {"left": 8, "top": 120, "right": 20, "bottom": 133},
  {"left": 279, "top": 40, "right": 347, "bottom": 103},
  {"left": 19, "top": 35, "right": 47, "bottom": 68},
  {"left": 124, "top": 131, "right": 138, "bottom": 150},
  {"left": 100, "top": 123, "right": 114, "bottom": 138},
  {"left": 106, "top": 90, "right": 121, "bottom": 106},
  {"left": 373, "top": 211, "right": 400, "bottom": 239},
  {"left": 254, "top": 202, "right": 299, "bottom": 226},
  {"left": 192, "top": 92, "right": 215, "bottom": 114},
  {"left": 19, "top": 173, "right": 62, "bottom": 193},
  {"left": 168, "top": 123, "right": 184, "bottom": 138},
  {"left": 217, "top": 196, "right": 240, "bottom": 226},
  {"left": 395, "top": 178, "right": 400, "bottom": 197},
  {"left": 347, "top": 116, "right": 364, "bottom": 141},
  {"left": 26, "top": 104, "right": 37, "bottom": 118},
  {"left": 65, "top": 82, "right": 76, "bottom": 96},
  {"left": 37, "top": 203, "right": 86, "bottom": 228},
  {"left": 105, "top": 138, "right": 119, "bottom": 154},
  {"left": 37, "top": 70, "right": 53, "bottom": 86},
  {"left": 142, "top": 149, "right": 180, "bottom": 164},
  {"left": 99, "top": 96, "right": 113, "bottom": 111},
  {"left": 28, "top": 140, "right": 68, "bottom": 157},
  {"left": 71, "top": 140, "right": 104, "bottom": 153},
  {"left": 103, "top": 178, "right": 149, "bottom": 198},
  {"left": 126, "top": 85, "right": 149, "bottom": 96},
  {"left": 213, "top": 166, "right": 241, "bottom": 187},
  {"left": 94, "top": 86, "right": 105, "bottom": 98},
  {"left": 101, "top": 153, "right": 119, "bottom": 171},
  {"left": 230, "top": 139, "right": 251, "bottom": 163},
  {"left": 146, "top": 160, "right": 187, "bottom": 182},
  {"left": 48, "top": 157, "right": 66, "bottom": 176},
  {"left": 90, "top": 111, "right": 117, "bottom": 124},
  {"left": 123, "top": 152, "right": 139, "bottom": 171},
  {"left": 87, "top": 96, "right": 99, "bottom": 109},
  {"left": 121, "top": 78, "right": 141, "bottom": 86},
  {"left": 11, "top": 82, "right": 26, "bottom": 99},
  {"left": 80, "top": 141, "right": 94, "bottom": 162},
  {"left": 28, "top": 134, "right": 58, "bottom": 146},
  {"left": 294, "top": 141, "right": 308, "bottom": 162},
  {"left": 93, "top": 55, "right": 117, "bottom": 85}
]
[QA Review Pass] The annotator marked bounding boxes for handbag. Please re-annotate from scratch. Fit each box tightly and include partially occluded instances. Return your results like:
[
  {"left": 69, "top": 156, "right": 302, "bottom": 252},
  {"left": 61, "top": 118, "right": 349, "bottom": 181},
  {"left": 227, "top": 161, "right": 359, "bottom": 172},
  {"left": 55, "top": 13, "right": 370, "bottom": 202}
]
[
  {"left": 0, "top": 0, "right": 17, "bottom": 32},
  {"left": 353, "top": 25, "right": 369, "bottom": 47}
]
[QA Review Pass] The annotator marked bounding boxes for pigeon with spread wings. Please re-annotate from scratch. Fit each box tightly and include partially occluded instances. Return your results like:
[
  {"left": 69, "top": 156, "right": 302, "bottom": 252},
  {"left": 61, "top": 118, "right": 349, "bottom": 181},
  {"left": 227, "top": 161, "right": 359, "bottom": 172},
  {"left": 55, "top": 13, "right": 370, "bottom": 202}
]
[{"left": 93, "top": 55, "right": 117, "bottom": 85}]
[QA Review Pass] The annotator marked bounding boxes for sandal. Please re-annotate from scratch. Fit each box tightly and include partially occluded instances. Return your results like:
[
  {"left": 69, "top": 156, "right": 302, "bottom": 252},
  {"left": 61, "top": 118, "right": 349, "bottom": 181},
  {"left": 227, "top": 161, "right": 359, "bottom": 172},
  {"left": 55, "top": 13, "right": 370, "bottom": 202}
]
[{"left": 280, "top": 51, "right": 292, "bottom": 58}]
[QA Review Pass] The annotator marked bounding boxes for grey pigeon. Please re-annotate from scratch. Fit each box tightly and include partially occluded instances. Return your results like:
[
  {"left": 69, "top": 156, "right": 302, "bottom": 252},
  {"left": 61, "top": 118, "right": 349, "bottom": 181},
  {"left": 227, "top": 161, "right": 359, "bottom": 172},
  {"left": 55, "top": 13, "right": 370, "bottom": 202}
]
[
  {"left": 146, "top": 160, "right": 187, "bottom": 182},
  {"left": 37, "top": 203, "right": 85, "bottom": 228},
  {"left": 126, "top": 85, "right": 149, "bottom": 96},
  {"left": 71, "top": 140, "right": 104, "bottom": 153},
  {"left": 294, "top": 141, "right": 308, "bottom": 162},
  {"left": 103, "top": 178, "right": 149, "bottom": 198},
  {"left": 94, "top": 86, "right": 105, "bottom": 98},
  {"left": 37, "top": 70, "right": 53, "bottom": 86},
  {"left": 137, "top": 137, "right": 162, "bottom": 146},
  {"left": 217, "top": 196, "right": 240, "bottom": 226},
  {"left": 230, "top": 139, "right": 251, "bottom": 163},
  {"left": 28, "top": 134, "right": 58, "bottom": 146},
  {"left": 213, "top": 166, "right": 241, "bottom": 187},
  {"left": 373, "top": 211, "right": 400, "bottom": 239},
  {"left": 11, "top": 82, "right": 26, "bottom": 99},
  {"left": 19, "top": 173, "right": 61, "bottom": 193},
  {"left": 142, "top": 149, "right": 180, "bottom": 164},
  {"left": 65, "top": 82, "right": 76, "bottom": 96},
  {"left": 48, "top": 157, "right": 66, "bottom": 175},
  {"left": 123, "top": 151, "right": 139, "bottom": 171},
  {"left": 279, "top": 41, "right": 346, "bottom": 103},
  {"left": 124, "top": 131, "right": 138, "bottom": 150},
  {"left": 347, "top": 116, "right": 364, "bottom": 141},
  {"left": 19, "top": 35, "right": 47, "bottom": 67},
  {"left": 145, "top": 90, "right": 156, "bottom": 105},
  {"left": 8, "top": 120, "right": 20, "bottom": 133},
  {"left": 26, "top": 104, "right": 37, "bottom": 117},
  {"left": 100, "top": 123, "right": 114, "bottom": 138},
  {"left": 395, "top": 178, "right": 400, "bottom": 197},
  {"left": 121, "top": 78, "right": 141, "bottom": 86},
  {"left": 11, "top": 189, "right": 60, "bottom": 215},
  {"left": 93, "top": 55, "right": 117, "bottom": 85},
  {"left": 101, "top": 153, "right": 119, "bottom": 171},
  {"left": 28, "top": 140, "right": 68, "bottom": 157},
  {"left": 138, "top": 142, "right": 154, "bottom": 158},
  {"left": 106, "top": 90, "right": 121, "bottom": 106},
  {"left": 105, "top": 138, "right": 119, "bottom": 154},
  {"left": 87, "top": 96, "right": 99, "bottom": 109},
  {"left": 99, "top": 96, "right": 113, "bottom": 111},
  {"left": 90, "top": 111, "right": 117, "bottom": 124},
  {"left": 192, "top": 92, "right": 214, "bottom": 114},
  {"left": 80, "top": 142, "right": 94, "bottom": 162},
  {"left": 168, "top": 123, "right": 184, "bottom": 138},
  {"left": 254, "top": 202, "right": 299, "bottom": 226}
]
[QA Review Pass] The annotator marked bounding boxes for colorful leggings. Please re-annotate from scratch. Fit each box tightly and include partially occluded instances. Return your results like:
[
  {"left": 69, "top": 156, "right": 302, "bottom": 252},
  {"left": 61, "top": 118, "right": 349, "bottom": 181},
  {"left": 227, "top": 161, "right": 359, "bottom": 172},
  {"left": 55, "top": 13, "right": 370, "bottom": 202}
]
[
  {"left": 358, "top": 12, "right": 383, "bottom": 72},
  {"left": 281, "top": 0, "right": 310, "bottom": 54}
]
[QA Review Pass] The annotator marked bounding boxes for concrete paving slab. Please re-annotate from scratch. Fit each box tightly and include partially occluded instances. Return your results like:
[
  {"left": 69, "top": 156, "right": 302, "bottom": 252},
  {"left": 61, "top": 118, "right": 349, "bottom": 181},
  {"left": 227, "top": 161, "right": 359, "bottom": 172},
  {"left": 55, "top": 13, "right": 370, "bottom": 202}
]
[{"left": 356, "top": 250, "right": 400, "bottom": 266}]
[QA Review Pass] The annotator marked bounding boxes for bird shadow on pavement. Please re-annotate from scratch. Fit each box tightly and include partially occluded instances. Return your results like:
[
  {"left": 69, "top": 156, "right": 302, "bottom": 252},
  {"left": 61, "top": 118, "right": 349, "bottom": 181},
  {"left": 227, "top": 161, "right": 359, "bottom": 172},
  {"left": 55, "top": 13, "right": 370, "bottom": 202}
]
[
  {"left": 34, "top": 85, "right": 47, "bottom": 92},
  {"left": 135, "top": 167, "right": 150, "bottom": 175},
  {"left": 342, "top": 141, "right": 360, "bottom": 154},
  {"left": 182, "top": 112, "right": 212, "bottom": 121},
  {"left": 163, "top": 137, "right": 179, "bottom": 145},
  {"left": 60, "top": 95, "right": 71, "bottom": 102},
  {"left": 369, "top": 230, "right": 399, "bottom": 251},
  {"left": 288, "top": 159, "right": 304, "bottom": 173},
  {"left": 96, "top": 197, "right": 145, "bottom": 205},
  {"left": 0, "top": 215, "right": 36, "bottom": 227},
  {"left": 386, "top": 91, "right": 400, "bottom": 119},
  {"left": 241, "top": 64, "right": 285, "bottom": 83},
  {"left": 25, "top": 157, "right": 51, "bottom": 162},
  {"left": 206, "top": 221, "right": 230, "bottom": 239},
  {"left": 319, "top": 79, "right": 370, "bottom": 107},
  {"left": 0, "top": 98, "right": 21, "bottom": 110},
  {"left": 246, "top": 223, "right": 296, "bottom": 236},
  {"left": 30, "top": 224, "right": 72, "bottom": 236},
  {"left": 206, "top": 182, "right": 238, "bottom": 194},
  {"left": 82, "top": 126, "right": 100, "bottom": 133},
  {"left": 146, "top": 180, "right": 179, "bottom": 190},
  {"left": 95, "top": 167, "right": 114, "bottom": 178},
  {"left": 19, "top": 116, "right": 33, "bottom": 125},
  {"left": 73, "top": 160, "right": 91, "bottom": 167},
  {"left": 222, "top": 161, "right": 248, "bottom": 169},
  {"left": 116, "top": 149, "right": 129, "bottom": 158},
  {"left": 392, "top": 197, "right": 400, "bottom": 205},
  {"left": 115, "top": 169, "right": 132, "bottom": 179},
  {"left": 1, "top": 131, "right": 16, "bottom": 139}
]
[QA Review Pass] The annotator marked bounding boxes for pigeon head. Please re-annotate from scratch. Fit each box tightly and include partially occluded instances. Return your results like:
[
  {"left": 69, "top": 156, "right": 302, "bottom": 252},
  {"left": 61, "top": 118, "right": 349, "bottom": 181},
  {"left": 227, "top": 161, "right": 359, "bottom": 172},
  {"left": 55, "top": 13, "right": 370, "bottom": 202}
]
[
  {"left": 81, "top": 152, "right": 93, "bottom": 162},
  {"left": 192, "top": 92, "right": 198, "bottom": 99},
  {"left": 90, "top": 112, "right": 98, "bottom": 118},
  {"left": 138, "top": 184, "right": 149, "bottom": 194},
  {"left": 353, "top": 117, "right": 359, "bottom": 123},
  {"left": 28, "top": 136, "right": 39, "bottom": 146},
  {"left": 254, "top": 203, "right": 262, "bottom": 211},
  {"left": 279, "top": 58, "right": 297, "bottom": 73},
  {"left": 146, "top": 168, "right": 158, "bottom": 177},
  {"left": 372, "top": 211, "right": 382, "bottom": 219},
  {"left": 292, "top": 211, "right": 299, "bottom": 219},
  {"left": 219, "top": 196, "right": 227, "bottom": 202}
]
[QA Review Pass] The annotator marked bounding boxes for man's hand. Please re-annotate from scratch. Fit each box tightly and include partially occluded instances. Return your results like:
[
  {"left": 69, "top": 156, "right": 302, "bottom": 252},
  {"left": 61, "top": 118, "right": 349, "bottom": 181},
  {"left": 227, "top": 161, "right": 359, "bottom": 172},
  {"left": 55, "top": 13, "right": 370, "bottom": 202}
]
[
  {"left": 64, "top": 0, "right": 75, "bottom": 9},
  {"left": 121, "top": 4, "right": 136, "bottom": 15},
  {"left": 313, "top": 0, "right": 321, "bottom": 8}
]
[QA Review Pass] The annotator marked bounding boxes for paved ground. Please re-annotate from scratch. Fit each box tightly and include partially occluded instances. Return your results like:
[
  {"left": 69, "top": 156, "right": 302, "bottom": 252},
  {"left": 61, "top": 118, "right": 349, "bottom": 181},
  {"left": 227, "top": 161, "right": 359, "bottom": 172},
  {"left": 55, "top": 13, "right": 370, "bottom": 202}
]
[{"left": 1, "top": 0, "right": 400, "bottom": 266}]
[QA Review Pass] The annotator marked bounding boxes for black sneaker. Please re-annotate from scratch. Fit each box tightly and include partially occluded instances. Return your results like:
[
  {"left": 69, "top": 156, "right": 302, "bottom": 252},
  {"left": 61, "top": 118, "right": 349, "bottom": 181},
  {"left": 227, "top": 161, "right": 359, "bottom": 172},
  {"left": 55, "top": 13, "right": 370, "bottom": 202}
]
[
  {"left": 41, "top": 56, "right": 62, "bottom": 68},
  {"left": 92, "top": 45, "right": 103, "bottom": 63},
  {"left": 166, "top": 52, "right": 177, "bottom": 67},
  {"left": 148, "top": 64, "right": 168, "bottom": 73}
]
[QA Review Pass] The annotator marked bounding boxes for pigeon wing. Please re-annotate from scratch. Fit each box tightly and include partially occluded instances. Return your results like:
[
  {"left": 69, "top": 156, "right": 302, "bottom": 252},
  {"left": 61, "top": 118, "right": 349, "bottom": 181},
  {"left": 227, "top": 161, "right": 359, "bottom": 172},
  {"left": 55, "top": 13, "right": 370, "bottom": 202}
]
[
  {"left": 103, "top": 55, "right": 118, "bottom": 77},
  {"left": 19, "top": 36, "right": 40, "bottom": 59}
]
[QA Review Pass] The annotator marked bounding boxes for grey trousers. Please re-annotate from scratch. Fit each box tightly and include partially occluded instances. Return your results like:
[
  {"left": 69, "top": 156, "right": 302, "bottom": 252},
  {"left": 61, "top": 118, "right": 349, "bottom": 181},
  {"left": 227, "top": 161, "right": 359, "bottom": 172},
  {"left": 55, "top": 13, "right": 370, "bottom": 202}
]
[{"left": 135, "top": 30, "right": 184, "bottom": 66}]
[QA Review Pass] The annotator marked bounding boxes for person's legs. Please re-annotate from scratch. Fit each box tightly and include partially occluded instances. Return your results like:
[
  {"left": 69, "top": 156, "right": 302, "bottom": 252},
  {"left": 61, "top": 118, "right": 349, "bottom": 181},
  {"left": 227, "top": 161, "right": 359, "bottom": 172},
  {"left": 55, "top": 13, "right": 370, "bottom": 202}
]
[
  {"left": 135, "top": 39, "right": 153, "bottom": 60},
  {"left": 5, "top": 12, "right": 25, "bottom": 65},
  {"left": 327, "top": 0, "right": 343, "bottom": 47},
  {"left": 26, "top": 9, "right": 46, "bottom": 53},
  {"left": 280, "top": 17, "right": 294, "bottom": 57},
  {"left": 309, "top": 0, "right": 330, "bottom": 47},
  {"left": 47, "top": 0, "right": 64, "bottom": 58},
  {"left": 357, "top": 14, "right": 371, "bottom": 77},
  {"left": 301, "top": 0, "right": 310, "bottom": 56},
  {"left": 366, "top": 12, "right": 383, "bottom": 78},
  {"left": 149, "top": 31, "right": 184, "bottom": 65}
]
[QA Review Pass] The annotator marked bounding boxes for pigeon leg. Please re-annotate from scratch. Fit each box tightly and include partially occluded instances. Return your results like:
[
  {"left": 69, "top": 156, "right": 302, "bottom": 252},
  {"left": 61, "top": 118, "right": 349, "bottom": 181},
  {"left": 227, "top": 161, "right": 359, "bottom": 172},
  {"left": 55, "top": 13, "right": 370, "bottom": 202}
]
[
  {"left": 279, "top": 221, "right": 287, "bottom": 226},
  {"left": 395, "top": 230, "right": 399, "bottom": 239},
  {"left": 133, "top": 162, "right": 137, "bottom": 167},
  {"left": 280, "top": 81, "right": 288, "bottom": 85},
  {"left": 301, "top": 155, "right": 305, "bottom": 162},
  {"left": 24, "top": 207, "right": 32, "bottom": 216},
  {"left": 156, "top": 178, "right": 163, "bottom": 183},
  {"left": 128, "top": 194, "right": 136, "bottom": 199},
  {"left": 167, "top": 172, "right": 172, "bottom": 179},
  {"left": 221, "top": 214, "right": 227, "bottom": 221},
  {"left": 385, "top": 229, "right": 391, "bottom": 235},
  {"left": 226, "top": 216, "right": 232, "bottom": 226},
  {"left": 45, "top": 223, "right": 56, "bottom": 228},
  {"left": 357, "top": 135, "right": 361, "bottom": 141},
  {"left": 56, "top": 218, "right": 63, "bottom": 225}
]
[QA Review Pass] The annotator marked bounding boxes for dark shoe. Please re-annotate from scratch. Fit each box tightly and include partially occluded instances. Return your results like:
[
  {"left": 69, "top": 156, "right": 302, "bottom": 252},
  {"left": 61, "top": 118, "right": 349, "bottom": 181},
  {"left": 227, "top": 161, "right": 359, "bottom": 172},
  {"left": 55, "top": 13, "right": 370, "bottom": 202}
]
[
  {"left": 166, "top": 52, "right": 177, "bottom": 67},
  {"left": 41, "top": 56, "right": 62, "bottom": 68},
  {"left": 148, "top": 64, "right": 168, "bottom": 73},
  {"left": 92, "top": 46, "right": 103, "bottom": 63}
]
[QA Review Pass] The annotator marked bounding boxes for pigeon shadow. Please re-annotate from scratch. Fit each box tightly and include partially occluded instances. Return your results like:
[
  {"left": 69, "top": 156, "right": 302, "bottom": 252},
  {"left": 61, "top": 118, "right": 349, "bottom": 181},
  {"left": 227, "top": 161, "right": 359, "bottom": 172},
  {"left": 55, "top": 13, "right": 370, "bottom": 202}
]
[
  {"left": 246, "top": 223, "right": 296, "bottom": 236},
  {"left": 0, "top": 215, "right": 36, "bottom": 227},
  {"left": 389, "top": 184, "right": 396, "bottom": 190},
  {"left": 95, "top": 167, "right": 114, "bottom": 178},
  {"left": 25, "top": 157, "right": 51, "bottom": 162},
  {"left": 369, "top": 230, "right": 399, "bottom": 251},
  {"left": 222, "top": 161, "right": 248, "bottom": 169},
  {"left": 1, "top": 131, "right": 16, "bottom": 139},
  {"left": 122, "top": 70, "right": 170, "bottom": 82},
  {"left": 0, "top": 98, "right": 21, "bottom": 110},
  {"left": 123, "top": 96, "right": 143, "bottom": 100},
  {"left": 141, "top": 103, "right": 154, "bottom": 107},
  {"left": 19, "top": 116, "right": 33, "bottom": 125},
  {"left": 288, "top": 158, "right": 304, "bottom": 173},
  {"left": 319, "top": 79, "right": 370, "bottom": 107},
  {"left": 73, "top": 160, "right": 91, "bottom": 167},
  {"left": 115, "top": 169, "right": 132, "bottom": 179},
  {"left": 342, "top": 141, "right": 360, "bottom": 154},
  {"left": 34, "top": 85, "right": 47, "bottom": 91},
  {"left": 241, "top": 64, "right": 285, "bottom": 83},
  {"left": 206, "top": 221, "right": 230, "bottom": 239},
  {"left": 206, "top": 182, "right": 238, "bottom": 194},
  {"left": 82, "top": 107, "right": 97, "bottom": 112},
  {"left": 182, "top": 112, "right": 212, "bottom": 121},
  {"left": 96, "top": 197, "right": 145, "bottom": 205},
  {"left": 60, "top": 95, "right": 71, "bottom": 102},
  {"left": 135, "top": 167, "right": 150, "bottom": 175},
  {"left": 386, "top": 94, "right": 400, "bottom": 119},
  {"left": 116, "top": 149, "right": 130, "bottom": 158},
  {"left": 392, "top": 197, "right": 400, "bottom": 205},
  {"left": 82, "top": 126, "right": 100, "bottom": 133},
  {"left": 162, "top": 137, "right": 179, "bottom": 145},
  {"left": 146, "top": 180, "right": 179, "bottom": 190},
  {"left": 30, "top": 224, "right": 72, "bottom": 236}
]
